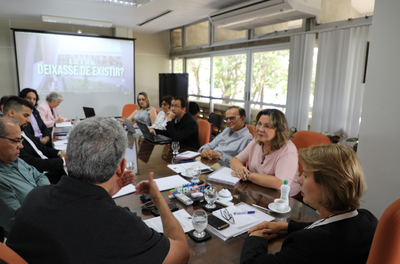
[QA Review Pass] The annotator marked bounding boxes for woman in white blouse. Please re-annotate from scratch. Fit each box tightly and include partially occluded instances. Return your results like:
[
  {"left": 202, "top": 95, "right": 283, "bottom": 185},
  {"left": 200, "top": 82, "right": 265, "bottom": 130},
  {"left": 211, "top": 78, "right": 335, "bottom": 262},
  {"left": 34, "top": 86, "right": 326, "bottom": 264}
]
[{"left": 149, "top": 95, "right": 173, "bottom": 130}]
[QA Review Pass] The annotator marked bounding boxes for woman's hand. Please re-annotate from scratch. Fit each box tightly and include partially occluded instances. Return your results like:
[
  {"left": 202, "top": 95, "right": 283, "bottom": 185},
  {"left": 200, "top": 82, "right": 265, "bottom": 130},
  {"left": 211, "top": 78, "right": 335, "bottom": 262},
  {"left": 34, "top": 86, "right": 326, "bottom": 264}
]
[
  {"left": 249, "top": 230, "right": 278, "bottom": 240},
  {"left": 232, "top": 166, "right": 250, "bottom": 181},
  {"left": 248, "top": 221, "right": 288, "bottom": 235}
]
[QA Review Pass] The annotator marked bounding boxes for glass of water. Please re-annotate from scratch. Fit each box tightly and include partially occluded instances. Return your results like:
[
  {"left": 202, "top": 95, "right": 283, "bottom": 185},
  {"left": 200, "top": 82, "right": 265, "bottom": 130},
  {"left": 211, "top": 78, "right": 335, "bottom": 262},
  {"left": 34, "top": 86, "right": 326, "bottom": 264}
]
[
  {"left": 192, "top": 210, "right": 207, "bottom": 238},
  {"left": 191, "top": 165, "right": 201, "bottom": 184},
  {"left": 172, "top": 141, "right": 180, "bottom": 155},
  {"left": 126, "top": 160, "right": 135, "bottom": 171},
  {"left": 204, "top": 185, "right": 218, "bottom": 209}
]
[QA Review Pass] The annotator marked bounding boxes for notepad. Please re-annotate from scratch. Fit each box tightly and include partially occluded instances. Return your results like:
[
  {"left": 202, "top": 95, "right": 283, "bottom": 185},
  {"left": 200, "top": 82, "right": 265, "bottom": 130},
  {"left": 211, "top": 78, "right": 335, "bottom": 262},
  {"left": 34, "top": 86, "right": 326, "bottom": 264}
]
[
  {"left": 207, "top": 167, "right": 240, "bottom": 186},
  {"left": 167, "top": 161, "right": 213, "bottom": 174}
]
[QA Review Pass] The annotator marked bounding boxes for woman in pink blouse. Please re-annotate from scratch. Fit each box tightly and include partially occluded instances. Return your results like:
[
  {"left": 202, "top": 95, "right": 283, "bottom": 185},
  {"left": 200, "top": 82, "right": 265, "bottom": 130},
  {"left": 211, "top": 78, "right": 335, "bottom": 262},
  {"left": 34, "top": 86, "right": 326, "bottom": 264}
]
[
  {"left": 37, "top": 92, "right": 72, "bottom": 130},
  {"left": 230, "top": 109, "right": 300, "bottom": 195}
]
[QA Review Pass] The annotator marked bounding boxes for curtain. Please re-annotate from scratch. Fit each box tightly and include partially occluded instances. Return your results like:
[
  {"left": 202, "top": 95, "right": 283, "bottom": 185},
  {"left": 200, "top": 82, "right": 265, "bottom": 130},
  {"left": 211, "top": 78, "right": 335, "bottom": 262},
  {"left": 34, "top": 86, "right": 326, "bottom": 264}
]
[
  {"left": 286, "top": 33, "right": 316, "bottom": 131},
  {"left": 310, "top": 25, "right": 371, "bottom": 138}
]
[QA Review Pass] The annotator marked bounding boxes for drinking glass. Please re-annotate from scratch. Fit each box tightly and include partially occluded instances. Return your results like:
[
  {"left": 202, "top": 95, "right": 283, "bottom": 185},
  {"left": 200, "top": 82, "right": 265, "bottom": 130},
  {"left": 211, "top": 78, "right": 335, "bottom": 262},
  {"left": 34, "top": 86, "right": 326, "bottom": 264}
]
[
  {"left": 172, "top": 141, "right": 180, "bottom": 155},
  {"left": 125, "top": 160, "right": 135, "bottom": 184},
  {"left": 204, "top": 185, "right": 218, "bottom": 209},
  {"left": 191, "top": 165, "right": 201, "bottom": 184},
  {"left": 192, "top": 210, "right": 207, "bottom": 238}
]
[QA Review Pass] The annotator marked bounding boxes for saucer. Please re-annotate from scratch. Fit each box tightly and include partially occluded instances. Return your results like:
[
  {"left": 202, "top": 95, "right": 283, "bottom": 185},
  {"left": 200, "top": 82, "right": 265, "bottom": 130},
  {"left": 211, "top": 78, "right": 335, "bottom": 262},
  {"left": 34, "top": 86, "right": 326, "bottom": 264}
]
[
  {"left": 180, "top": 172, "right": 194, "bottom": 178},
  {"left": 268, "top": 203, "right": 291, "bottom": 214}
]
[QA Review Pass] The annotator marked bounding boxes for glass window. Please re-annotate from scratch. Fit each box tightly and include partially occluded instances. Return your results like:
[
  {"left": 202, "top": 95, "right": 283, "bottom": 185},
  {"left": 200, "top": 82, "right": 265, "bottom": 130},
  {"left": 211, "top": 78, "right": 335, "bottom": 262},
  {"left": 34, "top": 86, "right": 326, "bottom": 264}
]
[
  {"left": 213, "top": 54, "right": 247, "bottom": 101},
  {"left": 169, "top": 60, "right": 172, "bottom": 73},
  {"left": 171, "top": 28, "right": 182, "bottom": 50},
  {"left": 249, "top": 104, "right": 285, "bottom": 124},
  {"left": 215, "top": 27, "right": 246, "bottom": 43},
  {"left": 319, "top": 0, "right": 375, "bottom": 24},
  {"left": 255, "top": 19, "right": 303, "bottom": 35},
  {"left": 173, "top": 58, "right": 183, "bottom": 73},
  {"left": 251, "top": 50, "right": 290, "bottom": 106},
  {"left": 309, "top": 47, "right": 318, "bottom": 115},
  {"left": 187, "top": 58, "right": 210, "bottom": 96},
  {"left": 186, "top": 21, "right": 209, "bottom": 47}
]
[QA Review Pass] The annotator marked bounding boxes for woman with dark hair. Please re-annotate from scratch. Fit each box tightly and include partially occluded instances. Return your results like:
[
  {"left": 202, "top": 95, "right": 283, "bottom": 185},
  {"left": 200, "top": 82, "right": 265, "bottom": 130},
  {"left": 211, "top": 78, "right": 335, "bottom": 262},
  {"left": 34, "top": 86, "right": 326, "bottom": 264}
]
[
  {"left": 19, "top": 88, "right": 51, "bottom": 146},
  {"left": 149, "top": 95, "right": 173, "bottom": 130},
  {"left": 123, "top": 92, "right": 157, "bottom": 126},
  {"left": 240, "top": 144, "right": 378, "bottom": 264},
  {"left": 230, "top": 109, "right": 299, "bottom": 194}
]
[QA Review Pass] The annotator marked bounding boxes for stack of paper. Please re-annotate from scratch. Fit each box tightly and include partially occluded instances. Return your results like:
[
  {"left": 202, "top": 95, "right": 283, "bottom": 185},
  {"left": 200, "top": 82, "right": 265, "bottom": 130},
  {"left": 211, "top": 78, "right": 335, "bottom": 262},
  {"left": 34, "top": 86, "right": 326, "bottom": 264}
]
[
  {"left": 167, "top": 161, "right": 213, "bottom": 174},
  {"left": 55, "top": 122, "right": 72, "bottom": 127},
  {"left": 207, "top": 167, "right": 240, "bottom": 186},
  {"left": 206, "top": 203, "right": 275, "bottom": 241},
  {"left": 144, "top": 209, "right": 194, "bottom": 233},
  {"left": 177, "top": 151, "right": 201, "bottom": 159},
  {"left": 54, "top": 139, "right": 68, "bottom": 151}
]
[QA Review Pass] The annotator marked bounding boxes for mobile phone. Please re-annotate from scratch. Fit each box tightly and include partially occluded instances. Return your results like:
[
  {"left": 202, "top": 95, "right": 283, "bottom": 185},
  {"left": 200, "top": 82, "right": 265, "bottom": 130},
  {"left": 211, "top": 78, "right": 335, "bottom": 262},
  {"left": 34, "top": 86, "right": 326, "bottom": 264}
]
[
  {"left": 208, "top": 214, "right": 230, "bottom": 230},
  {"left": 151, "top": 203, "right": 179, "bottom": 217}
]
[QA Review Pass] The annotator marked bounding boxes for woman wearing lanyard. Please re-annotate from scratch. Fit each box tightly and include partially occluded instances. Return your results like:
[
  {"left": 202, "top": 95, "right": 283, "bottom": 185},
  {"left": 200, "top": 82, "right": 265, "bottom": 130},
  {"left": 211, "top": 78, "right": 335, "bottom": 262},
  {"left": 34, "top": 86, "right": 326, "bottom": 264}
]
[{"left": 240, "top": 144, "right": 378, "bottom": 264}]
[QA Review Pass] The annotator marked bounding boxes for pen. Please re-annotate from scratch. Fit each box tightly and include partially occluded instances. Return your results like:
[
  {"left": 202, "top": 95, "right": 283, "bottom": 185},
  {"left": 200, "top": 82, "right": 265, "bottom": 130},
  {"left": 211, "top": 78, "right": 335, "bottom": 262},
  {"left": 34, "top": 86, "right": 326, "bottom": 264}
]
[
  {"left": 251, "top": 204, "right": 273, "bottom": 214},
  {"left": 233, "top": 211, "right": 255, "bottom": 215}
]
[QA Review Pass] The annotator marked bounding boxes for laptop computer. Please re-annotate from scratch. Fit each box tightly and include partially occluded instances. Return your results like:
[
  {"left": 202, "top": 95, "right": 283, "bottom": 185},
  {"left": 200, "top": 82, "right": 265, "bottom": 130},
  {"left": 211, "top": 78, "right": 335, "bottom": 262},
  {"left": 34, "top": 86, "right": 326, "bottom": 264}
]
[
  {"left": 136, "top": 121, "right": 171, "bottom": 144},
  {"left": 83, "top": 107, "right": 96, "bottom": 118},
  {"left": 123, "top": 118, "right": 136, "bottom": 133}
]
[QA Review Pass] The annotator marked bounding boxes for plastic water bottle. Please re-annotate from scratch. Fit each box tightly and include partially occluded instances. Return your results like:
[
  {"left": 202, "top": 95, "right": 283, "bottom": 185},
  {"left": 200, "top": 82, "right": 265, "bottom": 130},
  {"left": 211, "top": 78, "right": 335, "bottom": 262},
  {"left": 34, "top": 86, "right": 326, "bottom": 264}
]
[{"left": 280, "top": 180, "right": 290, "bottom": 206}]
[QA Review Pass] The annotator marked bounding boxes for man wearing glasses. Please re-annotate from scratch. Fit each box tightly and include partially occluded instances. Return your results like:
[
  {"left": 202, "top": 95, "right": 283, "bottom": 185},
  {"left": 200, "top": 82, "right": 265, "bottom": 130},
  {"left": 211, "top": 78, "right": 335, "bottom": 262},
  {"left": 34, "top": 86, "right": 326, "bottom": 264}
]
[
  {"left": 3, "top": 96, "right": 66, "bottom": 184},
  {"left": 151, "top": 96, "right": 200, "bottom": 149},
  {"left": 199, "top": 106, "right": 253, "bottom": 164},
  {"left": 0, "top": 117, "right": 50, "bottom": 237}
]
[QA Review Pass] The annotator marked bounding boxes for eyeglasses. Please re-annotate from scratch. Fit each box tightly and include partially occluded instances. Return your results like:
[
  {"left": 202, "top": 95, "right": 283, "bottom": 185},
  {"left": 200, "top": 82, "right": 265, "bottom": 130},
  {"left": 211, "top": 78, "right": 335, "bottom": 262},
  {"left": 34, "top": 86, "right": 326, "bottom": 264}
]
[
  {"left": 256, "top": 122, "right": 273, "bottom": 130},
  {"left": 0, "top": 136, "right": 24, "bottom": 146},
  {"left": 224, "top": 116, "right": 241, "bottom": 122},
  {"left": 171, "top": 104, "right": 182, "bottom": 108},
  {"left": 221, "top": 209, "right": 235, "bottom": 224}
]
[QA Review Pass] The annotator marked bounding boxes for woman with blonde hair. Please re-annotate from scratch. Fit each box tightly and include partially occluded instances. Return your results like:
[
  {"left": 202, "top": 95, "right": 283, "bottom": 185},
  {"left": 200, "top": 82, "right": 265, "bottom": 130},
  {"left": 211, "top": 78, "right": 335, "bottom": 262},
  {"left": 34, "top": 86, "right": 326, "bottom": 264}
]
[
  {"left": 240, "top": 144, "right": 378, "bottom": 264},
  {"left": 230, "top": 109, "right": 299, "bottom": 195},
  {"left": 122, "top": 91, "right": 157, "bottom": 126}
]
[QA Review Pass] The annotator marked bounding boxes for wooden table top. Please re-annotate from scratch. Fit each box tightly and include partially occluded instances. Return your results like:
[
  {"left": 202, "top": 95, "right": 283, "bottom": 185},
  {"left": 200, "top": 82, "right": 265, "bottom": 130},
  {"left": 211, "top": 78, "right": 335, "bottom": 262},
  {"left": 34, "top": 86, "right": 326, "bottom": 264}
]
[{"left": 114, "top": 133, "right": 320, "bottom": 264}]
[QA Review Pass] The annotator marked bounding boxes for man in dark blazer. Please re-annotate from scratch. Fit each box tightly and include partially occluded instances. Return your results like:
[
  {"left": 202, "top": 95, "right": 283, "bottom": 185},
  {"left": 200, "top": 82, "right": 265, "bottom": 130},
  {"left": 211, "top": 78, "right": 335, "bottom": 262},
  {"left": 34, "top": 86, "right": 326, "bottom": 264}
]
[
  {"left": 19, "top": 88, "right": 52, "bottom": 147},
  {"left": 3, "top": 96, "right": 65, "bottom": 184},
  {"left": 151, "top": 96, "right": 200, "bottom": 150}
]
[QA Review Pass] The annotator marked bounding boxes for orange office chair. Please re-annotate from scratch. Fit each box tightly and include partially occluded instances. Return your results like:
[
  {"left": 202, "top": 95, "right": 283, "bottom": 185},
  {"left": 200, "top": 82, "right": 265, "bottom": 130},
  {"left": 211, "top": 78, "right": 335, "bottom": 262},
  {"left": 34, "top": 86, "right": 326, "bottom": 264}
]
[
  {"left": 121, "top": 104, "right": 139, "bottom": 124},
  {"left": 366, "top": 198, "right": 400, "bottom": 264},
  {"left": 0, "top": 243, "right": 28, "bottom": 264},
  {"left": 291, "top": 130, "right": 331, "bottom": 176},
  {"left": 198, "top": 119, "right": 211, "bottom": 146},
  {"left": 246, "top": 124, "right": 255, "bottom": 138}
]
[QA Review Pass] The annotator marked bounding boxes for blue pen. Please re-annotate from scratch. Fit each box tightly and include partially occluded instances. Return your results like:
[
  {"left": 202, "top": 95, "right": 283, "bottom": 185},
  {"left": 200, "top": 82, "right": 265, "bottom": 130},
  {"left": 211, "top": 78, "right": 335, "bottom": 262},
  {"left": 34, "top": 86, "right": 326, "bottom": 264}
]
[{"left": 233, "top": 211, "right": 255, "bottom": 215}]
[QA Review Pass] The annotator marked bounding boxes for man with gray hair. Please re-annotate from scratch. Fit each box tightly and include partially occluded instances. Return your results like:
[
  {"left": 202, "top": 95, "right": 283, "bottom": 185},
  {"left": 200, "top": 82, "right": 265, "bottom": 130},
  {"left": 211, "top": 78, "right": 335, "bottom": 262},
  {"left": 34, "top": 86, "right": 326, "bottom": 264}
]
[
  {"left": 0, "top": 117, "right": 50, "bottom": 237},
  {"left": 7, "top": 116, "right": 190, "bottom": 264}
]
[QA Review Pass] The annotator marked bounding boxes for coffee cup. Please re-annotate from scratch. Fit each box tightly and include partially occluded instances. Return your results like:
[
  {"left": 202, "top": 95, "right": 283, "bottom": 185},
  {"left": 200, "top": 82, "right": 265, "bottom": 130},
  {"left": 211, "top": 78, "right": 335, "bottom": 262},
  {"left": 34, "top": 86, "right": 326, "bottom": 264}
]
[{"left": 274, "top": 198, "right": 286, "bottom": 211}]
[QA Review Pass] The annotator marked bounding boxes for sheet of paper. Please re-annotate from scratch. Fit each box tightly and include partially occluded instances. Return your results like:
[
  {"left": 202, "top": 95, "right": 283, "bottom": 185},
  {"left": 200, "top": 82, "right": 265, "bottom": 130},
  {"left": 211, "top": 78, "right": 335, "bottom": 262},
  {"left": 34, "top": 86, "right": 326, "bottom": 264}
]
[
  {"left": 154, "top": 175, "right": 190, "bottom": 191},
  {"left": 55, "top": 122, "right": 72, "bottom": 127},
  {"left": 55, "top": 145, "right": 67, "bottom": 151},
  {"left": 177, "top": 151, "right": 200, "bottom": 159},
  {"left": 167, "top": 161, "right": 212, "bottom": 174},
  {"left": 54, "top": 139, "right": 68, "bottom": 146},
  {"left": 212, "top": 205, "right": 259, "bottom": 229},
  {"left": 143, "top": 209, "right": 194, "bottom": 233},
  {"left": 112, "top": 184, "right": 136, "bottom": 198}
]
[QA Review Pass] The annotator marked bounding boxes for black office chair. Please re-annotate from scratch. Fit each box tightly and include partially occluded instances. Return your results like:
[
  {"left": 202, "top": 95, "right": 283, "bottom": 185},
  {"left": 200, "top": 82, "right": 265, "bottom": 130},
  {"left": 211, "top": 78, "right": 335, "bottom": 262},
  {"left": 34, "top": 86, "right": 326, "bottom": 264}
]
[{"left": 208, "top": 113, "right": 223, "bottom": 135}]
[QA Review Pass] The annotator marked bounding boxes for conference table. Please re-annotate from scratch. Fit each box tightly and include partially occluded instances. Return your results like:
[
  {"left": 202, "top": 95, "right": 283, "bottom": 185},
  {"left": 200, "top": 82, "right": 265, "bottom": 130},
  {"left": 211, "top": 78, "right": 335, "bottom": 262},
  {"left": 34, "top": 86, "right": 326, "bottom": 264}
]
[{"left": 115, "top": 133, "right": 320, "bottom": 264}]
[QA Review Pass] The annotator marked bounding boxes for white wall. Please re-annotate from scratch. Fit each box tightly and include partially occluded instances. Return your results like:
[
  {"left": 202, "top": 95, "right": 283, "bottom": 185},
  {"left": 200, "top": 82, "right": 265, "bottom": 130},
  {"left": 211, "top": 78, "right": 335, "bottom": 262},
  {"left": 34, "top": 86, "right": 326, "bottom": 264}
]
[{"left": 358, "top": 0, "right": 400, "bottom": 218}]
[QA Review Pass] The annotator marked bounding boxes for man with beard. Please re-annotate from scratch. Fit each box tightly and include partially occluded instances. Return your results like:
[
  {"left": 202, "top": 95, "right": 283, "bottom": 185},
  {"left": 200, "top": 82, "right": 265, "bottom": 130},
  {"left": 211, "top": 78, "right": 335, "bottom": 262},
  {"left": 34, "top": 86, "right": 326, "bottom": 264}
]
[{"left": 3, "top": 96, "right": 66, "bottom": 183}]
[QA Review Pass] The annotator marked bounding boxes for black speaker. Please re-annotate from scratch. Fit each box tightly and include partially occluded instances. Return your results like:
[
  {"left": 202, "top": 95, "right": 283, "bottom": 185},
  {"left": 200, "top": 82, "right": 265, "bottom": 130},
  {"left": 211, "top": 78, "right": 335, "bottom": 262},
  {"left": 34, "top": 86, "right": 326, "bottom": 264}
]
[{"left": 159, "top": 73, "right": 188, "bottom": 108}]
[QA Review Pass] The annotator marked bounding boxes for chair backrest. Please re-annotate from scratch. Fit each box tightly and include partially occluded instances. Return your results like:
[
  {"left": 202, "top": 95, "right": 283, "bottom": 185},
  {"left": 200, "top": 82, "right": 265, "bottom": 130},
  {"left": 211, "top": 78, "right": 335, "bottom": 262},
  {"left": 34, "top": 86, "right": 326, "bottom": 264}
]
[
  {"left": 198, "top": 119, "right": 211, "bottom": 146},
  {"left": 0, "top": 243, "right": 28, "bottom": 264},
  {"left": 155, "top": 108, "right": 160, "bottom": 114},
  {"left": 367, "top": 198, "right": 400, "bottom": 264},
  {"left": 122, "top": 104, "right": 139, "bottom": 118},
  {"left": 208, "top": 113, "right": 223, "bottom": 132},
  {"left": 291, "top": 131, "right": 331, "bottom": 175},
  {"left": 246, "top": 124, "right": 255, "bottom": 138}
]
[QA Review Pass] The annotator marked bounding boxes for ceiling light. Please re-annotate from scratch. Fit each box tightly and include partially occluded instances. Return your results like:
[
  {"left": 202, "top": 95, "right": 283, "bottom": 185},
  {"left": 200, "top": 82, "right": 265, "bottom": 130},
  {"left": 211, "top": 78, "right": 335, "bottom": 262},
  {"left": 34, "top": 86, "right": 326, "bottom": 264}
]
[
  {"left": 42, "top": 15, "right": 113, "bottom": 28},
  {"left": 92, "top": 0, "right": 152, "bottom": 8}
]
